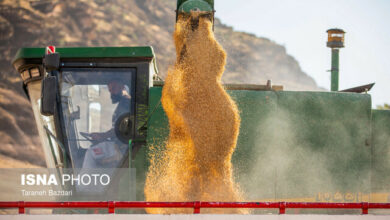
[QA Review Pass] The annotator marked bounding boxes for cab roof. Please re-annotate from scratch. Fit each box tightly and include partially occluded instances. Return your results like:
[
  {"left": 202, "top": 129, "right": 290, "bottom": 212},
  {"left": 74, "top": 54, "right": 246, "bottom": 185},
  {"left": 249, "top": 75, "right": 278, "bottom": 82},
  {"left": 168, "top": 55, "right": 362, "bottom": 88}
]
[{"left": 13, "top": 46, "right": 155, "bottom": 64}]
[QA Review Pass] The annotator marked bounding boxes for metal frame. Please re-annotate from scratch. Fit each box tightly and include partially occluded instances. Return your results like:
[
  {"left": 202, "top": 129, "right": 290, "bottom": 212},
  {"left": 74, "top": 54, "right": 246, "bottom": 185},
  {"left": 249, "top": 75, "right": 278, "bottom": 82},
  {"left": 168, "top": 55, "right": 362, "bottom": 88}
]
[{"left": 1, "top": 201, "right": 389, "bottom": 215}]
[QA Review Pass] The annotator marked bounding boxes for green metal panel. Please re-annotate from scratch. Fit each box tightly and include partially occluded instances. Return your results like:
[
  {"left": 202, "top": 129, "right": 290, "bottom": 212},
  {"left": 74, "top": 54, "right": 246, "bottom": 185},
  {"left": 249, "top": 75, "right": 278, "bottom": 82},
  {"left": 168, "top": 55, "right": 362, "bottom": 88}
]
[
  {"left": 262, "top": 91, "right": 371, "bottom": 200},
  {"left": 229, "top": 90, "right": 279, "bottom": 199},
  {"left": 232, "top": 91, "right": 372, "bottom": 200},
  {"left": 12, "top": 47, "right": 155, "bottom": 64},
  {"left": 371, "top": 110, "right": 390, "bottom": 195},
  {"left": 133, "top": 87, "right": 167, "bottom": 201},
  {"left": 133, "top": 144, "right": 148, "bottom": 201},
  {"left": 146, "top": 87, "right": 169, "bottom": 147},
  {"left": 144, "top": 88, "right": 374, "bottom": 201}
]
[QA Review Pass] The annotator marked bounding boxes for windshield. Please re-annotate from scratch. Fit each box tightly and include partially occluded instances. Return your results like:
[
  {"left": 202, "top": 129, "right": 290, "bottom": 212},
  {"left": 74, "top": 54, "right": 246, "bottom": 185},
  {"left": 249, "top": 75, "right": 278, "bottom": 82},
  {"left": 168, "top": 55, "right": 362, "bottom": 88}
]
[
  {"left": 59, "top": 68, "right": 135, "bottom": 169},
  {"left": 27, "top": 81, "right": 64, "bottom": 169}
]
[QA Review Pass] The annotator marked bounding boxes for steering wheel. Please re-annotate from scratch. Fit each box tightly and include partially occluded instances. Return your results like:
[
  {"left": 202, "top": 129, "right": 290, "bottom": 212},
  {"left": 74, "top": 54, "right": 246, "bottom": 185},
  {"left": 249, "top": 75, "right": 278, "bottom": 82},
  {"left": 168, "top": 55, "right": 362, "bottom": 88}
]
[{"left": 79, "top": 132, "right": 93, "bottom": 141}]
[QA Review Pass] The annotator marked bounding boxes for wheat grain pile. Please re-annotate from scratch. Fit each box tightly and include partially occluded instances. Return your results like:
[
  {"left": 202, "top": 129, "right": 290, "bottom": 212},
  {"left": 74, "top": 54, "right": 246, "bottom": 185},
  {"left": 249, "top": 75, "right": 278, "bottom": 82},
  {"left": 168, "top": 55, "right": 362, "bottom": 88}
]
[{"left": 144, "top": 13, "right": 247, "bottom": 214}]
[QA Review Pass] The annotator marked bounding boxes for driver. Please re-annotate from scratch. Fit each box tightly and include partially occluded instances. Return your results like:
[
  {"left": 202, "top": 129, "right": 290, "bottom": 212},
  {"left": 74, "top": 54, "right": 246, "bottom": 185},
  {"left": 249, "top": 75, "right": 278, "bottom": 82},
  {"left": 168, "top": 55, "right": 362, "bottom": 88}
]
[
  {"left": 81, "top": 79, "right": 132, "bottom": 168},
  {"left": 90, "top": 80, "right": 131, "bottom": 142}
]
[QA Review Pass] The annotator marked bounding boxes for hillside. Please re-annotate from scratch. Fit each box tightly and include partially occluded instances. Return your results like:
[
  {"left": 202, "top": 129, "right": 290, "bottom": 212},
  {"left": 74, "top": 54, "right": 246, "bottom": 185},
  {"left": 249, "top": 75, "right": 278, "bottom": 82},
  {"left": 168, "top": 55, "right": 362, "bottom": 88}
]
[{"left": 0, "top": 0, "right": 320, "bottom": 166}]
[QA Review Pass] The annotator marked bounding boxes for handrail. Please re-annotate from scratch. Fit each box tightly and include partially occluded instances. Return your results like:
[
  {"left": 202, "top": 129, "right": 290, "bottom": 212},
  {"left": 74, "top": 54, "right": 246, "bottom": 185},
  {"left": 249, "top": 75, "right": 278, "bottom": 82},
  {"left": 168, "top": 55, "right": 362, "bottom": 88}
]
[{"left": 1, "top": 201, "right": 390, "bottom": 214}]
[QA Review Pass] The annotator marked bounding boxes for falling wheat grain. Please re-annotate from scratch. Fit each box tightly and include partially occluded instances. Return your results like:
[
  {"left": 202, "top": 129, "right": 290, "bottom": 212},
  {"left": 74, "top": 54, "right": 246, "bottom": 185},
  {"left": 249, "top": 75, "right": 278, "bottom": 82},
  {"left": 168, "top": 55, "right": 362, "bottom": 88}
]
[{"left": 144, "top": 13, "right": 248, "bottom": 214}]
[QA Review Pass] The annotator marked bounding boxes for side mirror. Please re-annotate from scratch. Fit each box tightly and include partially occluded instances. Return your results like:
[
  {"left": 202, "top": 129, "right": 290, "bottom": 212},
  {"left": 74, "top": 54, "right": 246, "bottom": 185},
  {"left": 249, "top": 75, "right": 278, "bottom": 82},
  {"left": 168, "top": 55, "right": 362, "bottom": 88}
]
[{"left": 41, "top": 76, "right": 58, "bottom": 116}]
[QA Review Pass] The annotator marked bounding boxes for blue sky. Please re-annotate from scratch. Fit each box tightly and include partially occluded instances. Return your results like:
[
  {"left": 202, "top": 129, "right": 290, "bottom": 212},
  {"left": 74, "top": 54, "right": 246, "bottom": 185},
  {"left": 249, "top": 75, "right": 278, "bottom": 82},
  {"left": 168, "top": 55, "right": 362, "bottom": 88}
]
[{"left": 215, "top": 0, "right": 390, "bottom": 107}]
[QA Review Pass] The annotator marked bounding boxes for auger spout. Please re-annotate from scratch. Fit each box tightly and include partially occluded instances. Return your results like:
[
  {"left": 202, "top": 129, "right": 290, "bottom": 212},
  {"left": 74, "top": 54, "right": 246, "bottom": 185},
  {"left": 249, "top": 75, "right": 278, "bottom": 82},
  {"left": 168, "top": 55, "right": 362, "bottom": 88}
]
[{"left": 176, "top": 0, "right": 215, "bottom": 30}]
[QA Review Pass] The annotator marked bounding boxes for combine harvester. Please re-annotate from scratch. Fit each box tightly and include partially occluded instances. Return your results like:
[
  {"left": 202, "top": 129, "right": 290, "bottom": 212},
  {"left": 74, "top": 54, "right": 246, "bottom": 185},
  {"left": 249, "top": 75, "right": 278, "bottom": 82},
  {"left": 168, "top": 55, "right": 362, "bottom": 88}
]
[{"left": 1, "top": 0, "right": 390, "bottom": 219}]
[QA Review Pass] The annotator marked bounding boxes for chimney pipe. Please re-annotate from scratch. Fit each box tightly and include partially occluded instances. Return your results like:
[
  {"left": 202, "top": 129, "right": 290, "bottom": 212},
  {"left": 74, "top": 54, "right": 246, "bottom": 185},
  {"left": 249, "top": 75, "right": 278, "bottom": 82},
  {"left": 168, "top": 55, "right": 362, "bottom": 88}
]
[{"left": 326, "top": 28, "right": 345, "bottom": 91}]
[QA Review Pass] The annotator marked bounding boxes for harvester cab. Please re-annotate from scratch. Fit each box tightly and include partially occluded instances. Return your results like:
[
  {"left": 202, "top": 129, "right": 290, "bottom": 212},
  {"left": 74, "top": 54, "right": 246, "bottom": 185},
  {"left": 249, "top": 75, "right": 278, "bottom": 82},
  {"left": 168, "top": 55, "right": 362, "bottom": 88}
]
[{"left": 12, "top": 46, "right": 156, "bottom": 200}]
